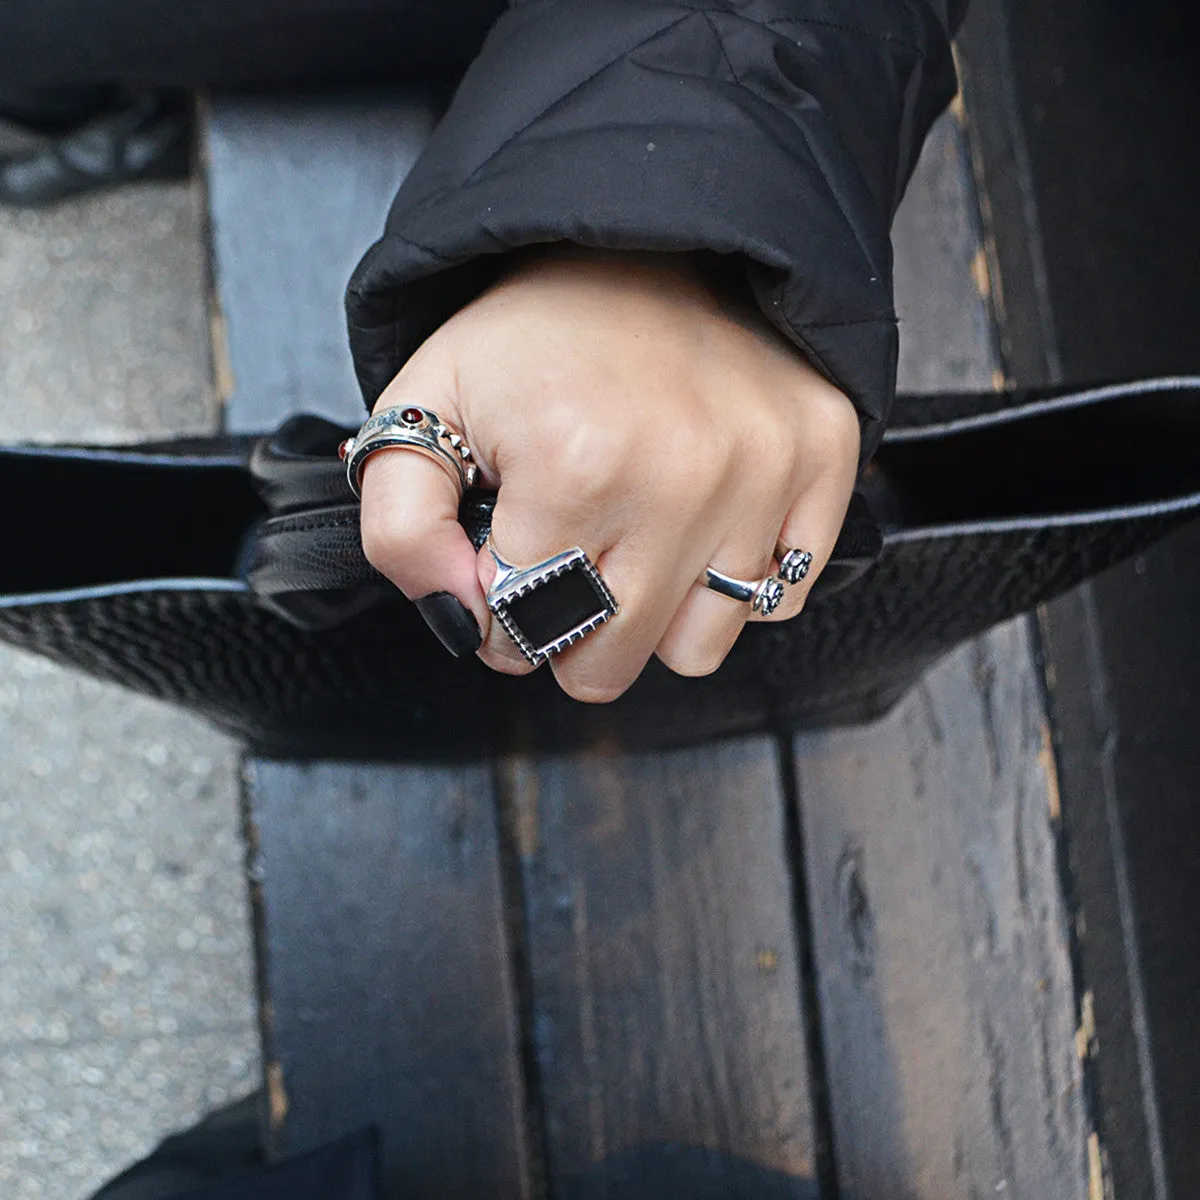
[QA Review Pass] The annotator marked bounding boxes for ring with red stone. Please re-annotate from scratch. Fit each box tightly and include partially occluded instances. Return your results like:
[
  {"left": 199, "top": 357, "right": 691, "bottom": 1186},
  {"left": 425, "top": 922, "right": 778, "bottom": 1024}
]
[{"left": 338, "top": 405, "right": 478, "bottom": 499}]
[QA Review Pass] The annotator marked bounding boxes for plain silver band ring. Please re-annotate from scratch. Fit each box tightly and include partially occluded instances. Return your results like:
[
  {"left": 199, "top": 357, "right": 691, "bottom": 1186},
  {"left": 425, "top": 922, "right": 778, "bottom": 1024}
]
[
  {"left": 702, "top": 567, "right": 757, "bottom": 603},
  {"left": 701, "top": 567, "right": 785, "bottom": 616}
]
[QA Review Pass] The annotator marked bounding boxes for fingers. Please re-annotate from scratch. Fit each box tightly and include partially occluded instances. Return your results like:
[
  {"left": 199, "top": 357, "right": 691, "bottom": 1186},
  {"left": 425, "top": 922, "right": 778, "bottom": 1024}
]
[
  {"left": 359, "top": 444, "right": 490, "bottom": 659},
  {"left": 747, "top": 396, "right": 860, "bottom": 622},
  {"left": 474, "top": 477, "right": 591, "bottom": 676},
  {"left": 478, "top": 427, "right": 858, "bottom": 693},
  {"left": 654, "top": 541, "right": 769, "bottom": 677},
  {"left": 358, "top": 270, "right": 862, "bottom": 693},
  {"left": 746, "top": 465, "right": 857, "bottom": 624},
  {"left": 475, "top": 476, "right": 674, "bottom": 688},
  {"left": 549, "top": 541, "right": 709, "bottom": 702},
  {"left": 656, "top": 444, "right": 858, "bottom": 675}
]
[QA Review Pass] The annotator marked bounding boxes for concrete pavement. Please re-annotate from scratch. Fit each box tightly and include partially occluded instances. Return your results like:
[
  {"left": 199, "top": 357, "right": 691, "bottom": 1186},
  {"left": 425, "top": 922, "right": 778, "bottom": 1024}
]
[{"left": 0, "top": 173, "right": 257, "bottom": 1199}]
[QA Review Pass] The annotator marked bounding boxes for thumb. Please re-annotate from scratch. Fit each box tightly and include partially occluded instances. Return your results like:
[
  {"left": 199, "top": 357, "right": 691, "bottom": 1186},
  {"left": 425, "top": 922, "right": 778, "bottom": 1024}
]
[{"left": 358, "top": 419, "right": 491, "bottom": 660}]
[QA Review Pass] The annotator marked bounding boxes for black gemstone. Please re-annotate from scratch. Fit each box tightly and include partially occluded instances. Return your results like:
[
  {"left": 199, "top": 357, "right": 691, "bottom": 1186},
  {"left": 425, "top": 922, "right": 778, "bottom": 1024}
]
[{"left": 505, "top": 566, "right": 609, "bottom": 651}]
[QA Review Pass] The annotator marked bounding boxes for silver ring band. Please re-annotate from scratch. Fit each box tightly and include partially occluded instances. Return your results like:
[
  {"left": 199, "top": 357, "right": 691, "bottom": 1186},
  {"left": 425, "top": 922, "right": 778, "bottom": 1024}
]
[
  {"left": 701, "top": 566, "right": 785, "bottom": 616},
  {"left": 339, "top": 405, "right": 478, "bottom": 499}
]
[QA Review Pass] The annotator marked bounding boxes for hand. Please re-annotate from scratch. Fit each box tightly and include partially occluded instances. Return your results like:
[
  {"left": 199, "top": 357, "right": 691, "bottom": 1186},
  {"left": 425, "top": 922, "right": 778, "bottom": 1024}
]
[{"left": 359, "top": 249, "right": 860, "bottom": 702}]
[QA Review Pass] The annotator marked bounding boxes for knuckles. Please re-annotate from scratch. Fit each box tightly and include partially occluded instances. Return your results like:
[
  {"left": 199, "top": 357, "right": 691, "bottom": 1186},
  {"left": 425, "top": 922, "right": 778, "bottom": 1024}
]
[
  {"left": 804, "top": 386, "right": 862, "bottom": 468},
  {"left": 533, "top": 395, "right": 734, "bottom": 503},
  {"left": 553, "top": 673, "right": 635, "bottom": 705},
  {"left": 477, "top": 645, "right": 539, "bottom": 678},
  {"left": 656, "top": 625, "right": 742, "bottom": 679},
  {"left": 512, "top": 380, "right": 856, "bottom": 515},
  {"left": 547, "top": 425, "right": 629, "bottom": 499},
  {"left": 658, "top": 648, "right": 729, "bottom": 679}
]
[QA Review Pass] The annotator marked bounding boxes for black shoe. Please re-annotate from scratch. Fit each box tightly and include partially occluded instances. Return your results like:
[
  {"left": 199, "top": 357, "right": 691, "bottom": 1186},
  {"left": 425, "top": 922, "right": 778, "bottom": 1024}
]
[
  {"left": 0, "top": 89, "right": 191, "bottom": 207},
  {"left": 0, "top": 84, "right": 116, "bottom": 134}
]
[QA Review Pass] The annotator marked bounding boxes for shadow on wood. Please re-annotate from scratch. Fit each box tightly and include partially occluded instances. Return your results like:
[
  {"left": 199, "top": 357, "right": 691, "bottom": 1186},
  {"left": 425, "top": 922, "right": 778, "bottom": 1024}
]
[{"left": 557, "top": 1142, "right": 821, "bottom": 1200}]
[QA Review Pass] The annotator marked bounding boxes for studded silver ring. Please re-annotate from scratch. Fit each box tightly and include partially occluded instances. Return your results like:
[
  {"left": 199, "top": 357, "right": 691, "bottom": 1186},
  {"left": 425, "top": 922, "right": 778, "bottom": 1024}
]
[
  {"left": 486, "top": 537, "right": 620, "bottom": 666},
  {"left": 338, "top": 405, "right": 478, "bottom": 499},
  {"left": 701, "top": 566, "right": 786, "bottom": 616}
]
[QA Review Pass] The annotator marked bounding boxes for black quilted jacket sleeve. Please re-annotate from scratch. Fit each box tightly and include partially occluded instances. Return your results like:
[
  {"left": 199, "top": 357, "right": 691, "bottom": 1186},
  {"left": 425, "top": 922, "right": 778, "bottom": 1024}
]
[{"left": 345, "top": 0, "right": 966, "bottom": 463}]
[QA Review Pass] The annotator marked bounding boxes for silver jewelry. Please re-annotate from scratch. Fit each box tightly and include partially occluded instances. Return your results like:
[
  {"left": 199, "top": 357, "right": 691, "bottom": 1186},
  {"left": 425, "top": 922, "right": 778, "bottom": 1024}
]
[
  {"left": 776, "top": 546, "right": 813, "bottom": 586},
  {"left": 339, "top": 405, "right": 478, "bottom": 498},
  {"left": 486, "top": 537, "right": 619, "bottom": 666},
  {"left": 701, "top": 566, "right": 786, "bottom": 616}
]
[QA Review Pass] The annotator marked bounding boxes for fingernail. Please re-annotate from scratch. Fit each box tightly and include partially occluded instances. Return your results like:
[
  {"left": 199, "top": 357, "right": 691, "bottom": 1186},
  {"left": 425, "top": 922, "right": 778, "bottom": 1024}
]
[{"left": 414, "top": 592, "right": 483, "bottom": 658}]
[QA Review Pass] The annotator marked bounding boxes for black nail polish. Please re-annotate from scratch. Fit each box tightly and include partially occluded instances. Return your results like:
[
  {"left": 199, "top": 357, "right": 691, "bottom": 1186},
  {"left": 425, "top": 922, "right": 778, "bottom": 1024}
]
[{"left": 414, "top": 592, "right": 482, "bottom": 658}]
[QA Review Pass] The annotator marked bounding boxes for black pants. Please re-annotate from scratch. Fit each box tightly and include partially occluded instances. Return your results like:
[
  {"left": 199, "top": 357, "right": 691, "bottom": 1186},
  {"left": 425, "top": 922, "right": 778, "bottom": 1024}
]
[
  {"left": 85, "top": 1093, "right": 381, "bottom": 1200},
  {"left": 86, "top": 1095, "right": 263, "bottom": 1200},
  {"left": 1, "top": 0, "right": 504, "bottom": 104}
]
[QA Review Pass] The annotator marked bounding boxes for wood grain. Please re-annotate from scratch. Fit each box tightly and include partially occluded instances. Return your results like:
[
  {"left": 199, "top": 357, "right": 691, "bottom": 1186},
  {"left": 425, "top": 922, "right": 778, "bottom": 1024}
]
[
  {"left": 891, "top": 111, "right": 1000, "bottom": 395},
  {"left": 507, "top": 736, "right": 821, "bottom": 1200},
  {"left": 205, "top": 89, "right": 437, "bottom": 431},
  {"left": 795, "top": 626, "right": 1087, "bottom": 1198},
  {"left": 958, "top": 0, "right": 1200, "bottom": 1189},
  {"left": 204, "top": 78, "right": 1095, "bottom": 1200},
  {"left": 246, "top": 761, "right": 531, "bottom": 1200},
  {"left": 791, "top": 110, "right": 1090, "bottom": 1199},
  {"left": 206, "top": 93, "right": 532, "bottom": 1199}
]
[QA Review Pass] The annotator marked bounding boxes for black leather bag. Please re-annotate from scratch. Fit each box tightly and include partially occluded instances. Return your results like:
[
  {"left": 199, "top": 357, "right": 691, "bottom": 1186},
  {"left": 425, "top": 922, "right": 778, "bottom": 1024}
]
[{"left": 1, "top": 378, "right": 1197, "bottom": 760}]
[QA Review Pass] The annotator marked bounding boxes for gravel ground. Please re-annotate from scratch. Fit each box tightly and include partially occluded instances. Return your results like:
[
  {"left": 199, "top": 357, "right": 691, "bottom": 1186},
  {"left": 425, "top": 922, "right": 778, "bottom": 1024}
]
[{"left": 0, "top": 173, "right": 258, "bottom": 1199}]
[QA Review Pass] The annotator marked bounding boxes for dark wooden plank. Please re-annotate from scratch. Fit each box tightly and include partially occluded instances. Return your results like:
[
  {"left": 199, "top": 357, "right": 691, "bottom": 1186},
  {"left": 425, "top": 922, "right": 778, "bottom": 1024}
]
[
  {"left": 958, "top": 1, "right": 1200, "bottom": 1193},
  {"left": 795, "top": 626, "right": 1089, "bottom": 1198},
  {"left": 952, "top": 0, "right": 1062, "bottom": 388},
  {"left": 246, "top": 761, "right": 532, "bottom": 1199},
  {"left": 204, "top": 89, "right": 438, "bottom": 430},
  {"left": 507, "top": 737, "right": 820, "bottom": 1200},
  {"left": 1041, "top": 528, "right": 1200, "bottom": 1200},
  {"left": 203, "top": 92, "right": 534, "bottom": 1198},
  {"left": 791, "top": 110, "right": 1092, "bottom": 1198},
  {"left": 890, "top": 110, "right": 1001, "bottom": 396},
  {"left": 973, "top": 0, "right": 1199, "bottom": 387},
  {"left": 1037, "top": 582, "right": 1174, "bottom": 1200}
]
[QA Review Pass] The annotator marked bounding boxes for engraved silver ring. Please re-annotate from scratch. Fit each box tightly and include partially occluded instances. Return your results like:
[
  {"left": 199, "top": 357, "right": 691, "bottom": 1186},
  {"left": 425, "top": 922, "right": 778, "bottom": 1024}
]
[{"left": 339, "top": 405, "right": 478, "bottom": 499}]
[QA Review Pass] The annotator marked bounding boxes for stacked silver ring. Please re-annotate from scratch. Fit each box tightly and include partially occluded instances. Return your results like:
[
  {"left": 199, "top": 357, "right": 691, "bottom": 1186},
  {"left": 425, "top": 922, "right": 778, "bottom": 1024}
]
[{"left": 339, "top": 405, "right": 478, "bottom": 498}]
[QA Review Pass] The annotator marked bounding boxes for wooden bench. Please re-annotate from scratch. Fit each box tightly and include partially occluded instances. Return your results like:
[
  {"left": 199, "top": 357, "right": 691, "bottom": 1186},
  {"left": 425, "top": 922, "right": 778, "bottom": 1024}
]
[{"left": 199, "top": 4, "right": 1200, "bottom": 1193}]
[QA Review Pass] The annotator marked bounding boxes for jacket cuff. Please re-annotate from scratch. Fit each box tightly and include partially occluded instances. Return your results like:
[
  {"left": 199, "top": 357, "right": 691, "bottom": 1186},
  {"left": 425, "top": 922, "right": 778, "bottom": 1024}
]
[{"left": 346, "top": 0, "right": 958, "bottom": 463}]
